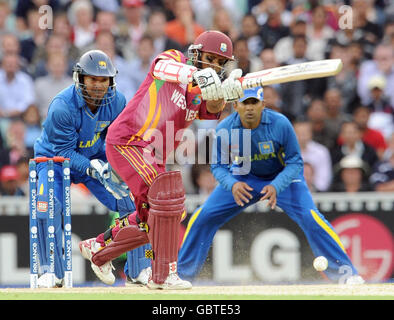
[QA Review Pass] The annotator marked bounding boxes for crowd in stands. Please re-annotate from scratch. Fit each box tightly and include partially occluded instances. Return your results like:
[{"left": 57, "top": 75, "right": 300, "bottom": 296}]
[{"left": 0, "top": 0, "right": 393, "bottom": 197}]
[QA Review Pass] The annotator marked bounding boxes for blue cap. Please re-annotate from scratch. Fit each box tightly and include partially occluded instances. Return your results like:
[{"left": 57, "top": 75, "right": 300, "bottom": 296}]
[{"left": 239, "top": 87, "right": 264, "bottom": 102}]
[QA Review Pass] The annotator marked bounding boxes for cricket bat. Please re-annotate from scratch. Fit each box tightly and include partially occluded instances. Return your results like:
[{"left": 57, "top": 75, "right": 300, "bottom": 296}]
[{"left": 191, "top": 59, "right": 342, "bottom": 94}]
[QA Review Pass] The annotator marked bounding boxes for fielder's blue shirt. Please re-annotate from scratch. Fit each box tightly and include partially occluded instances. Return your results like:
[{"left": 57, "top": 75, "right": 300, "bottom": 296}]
[
  {"left": 211, "top": 108, "right": 304, "bottom": 194},
  {"left": 34, "top": 85, "right": 126, "bottom": 175}
]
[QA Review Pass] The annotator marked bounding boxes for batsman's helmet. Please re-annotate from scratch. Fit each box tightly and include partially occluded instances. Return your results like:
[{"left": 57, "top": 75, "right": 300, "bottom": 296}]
[
  {"left": 188, "top": 30, "right": 234, "bottom": 79},
  {"left": 72, "top": 50, "right": 117, "bottom": 107}
]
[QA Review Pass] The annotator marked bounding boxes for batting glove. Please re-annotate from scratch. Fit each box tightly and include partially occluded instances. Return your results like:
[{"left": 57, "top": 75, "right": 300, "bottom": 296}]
[
  {"left": 87, "top": 159, "right": 129, "bottom": 200},
  {"left": 222, "top": 69, "right": 244, "bottom": 102},
  {"left": 192, "top": 67, "right": 224, "bottom": 101}
]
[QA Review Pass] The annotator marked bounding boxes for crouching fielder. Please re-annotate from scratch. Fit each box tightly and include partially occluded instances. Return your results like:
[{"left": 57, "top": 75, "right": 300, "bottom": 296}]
[
  {"left": 177, "top": 87, "right": 365, "bottom": 285},
  {"left": 79, "top": 31, "right": 240, "bottom": 289},
  {"left": 33, "top": 50, "right": 135, "bottom": 288}
]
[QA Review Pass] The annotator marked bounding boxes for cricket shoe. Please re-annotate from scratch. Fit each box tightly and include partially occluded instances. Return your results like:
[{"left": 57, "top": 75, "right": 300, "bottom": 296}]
[
  {"left": 345, "top": 275, "right": 365, "bottom": 285},
  {"left": 79, "top": 238, "right": 115, "bottom": 285},
  {"left": 147, "top": 273, "right": 192, "bottom": 290},
  {"left": 37, "top": 273, "right": 63, "bottom": 288},
  {"left": 125, "top": 267, "right": 151, "bottom": 287}
]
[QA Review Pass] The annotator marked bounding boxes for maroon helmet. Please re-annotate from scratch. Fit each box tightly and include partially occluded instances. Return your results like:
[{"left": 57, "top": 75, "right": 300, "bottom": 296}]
[
  {"left": 188, "top": 30, "right": 234, "bottom": 79},
  {"left": 190, "top": 30, "right": 234, "bottom": 60}
]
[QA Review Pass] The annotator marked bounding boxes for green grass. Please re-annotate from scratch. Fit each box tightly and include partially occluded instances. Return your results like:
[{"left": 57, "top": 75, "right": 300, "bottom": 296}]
[{"left": 0, "top": 292, "right": 392, "bottom": 300}]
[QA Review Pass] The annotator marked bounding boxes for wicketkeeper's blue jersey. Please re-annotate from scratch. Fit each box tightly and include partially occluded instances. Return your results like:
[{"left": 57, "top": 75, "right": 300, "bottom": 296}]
[{"left": 34, "top": 85, "right": 126, "bottom": 179}]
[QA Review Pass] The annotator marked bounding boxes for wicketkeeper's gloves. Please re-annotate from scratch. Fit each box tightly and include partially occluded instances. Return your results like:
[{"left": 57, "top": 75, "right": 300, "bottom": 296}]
[{"left": 87, "top": 159, "right": 129, "bottom": 200}]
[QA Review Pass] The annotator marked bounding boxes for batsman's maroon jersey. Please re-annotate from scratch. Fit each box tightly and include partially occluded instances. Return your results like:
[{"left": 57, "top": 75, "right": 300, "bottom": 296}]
[{"left": 106, "top": 49, "right": 220, "bottom": 162}]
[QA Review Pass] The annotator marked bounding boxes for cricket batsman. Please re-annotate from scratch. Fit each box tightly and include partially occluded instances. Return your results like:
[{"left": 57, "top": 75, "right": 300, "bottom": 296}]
[
  {"left": 34, "top": 50, "right": 135, "bottom": 287},
  {"left": 79, "top": 30, "right": 245, "bottom": 289},
  {"left": 177, "top": 87, "right": 365, "bottom": 285}
]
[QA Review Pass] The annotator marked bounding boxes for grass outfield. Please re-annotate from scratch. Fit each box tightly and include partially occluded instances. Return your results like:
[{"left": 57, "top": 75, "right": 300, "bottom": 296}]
[{"left": 0, "top": 284, "right": 393, "bottom": 300}]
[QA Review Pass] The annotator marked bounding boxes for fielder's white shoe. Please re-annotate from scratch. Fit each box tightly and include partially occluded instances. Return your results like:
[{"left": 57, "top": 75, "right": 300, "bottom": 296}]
[
  {"left": 147, "top": 273, "right": 192, "bottom": 290},
  {"left": 125, "top": 267, "right": 151, "bottom": 287},
  {"left": 37, "top": 273, "right": 63, "bottom": 288},
  {"left": 345, "top": 275, "right": 365, "bottom": 285},
  {"left": 79, "top": 238, "right": 115, "bottom": 285}
]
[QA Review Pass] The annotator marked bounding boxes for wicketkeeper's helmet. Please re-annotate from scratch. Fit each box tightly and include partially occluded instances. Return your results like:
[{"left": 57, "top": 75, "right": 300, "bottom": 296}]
[{"left": 72, "top": 50, "right": 117, "bottom": 107}]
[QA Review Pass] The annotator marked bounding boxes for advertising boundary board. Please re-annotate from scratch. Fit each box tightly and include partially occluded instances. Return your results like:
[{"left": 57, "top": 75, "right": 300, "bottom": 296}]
[{"left": 0, "top": 192, "right": 392, "bottom": 286}]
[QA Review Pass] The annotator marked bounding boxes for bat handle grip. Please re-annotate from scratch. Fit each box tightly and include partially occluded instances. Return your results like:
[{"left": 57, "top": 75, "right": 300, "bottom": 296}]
[{"left": 189, "top": 77, "right": 245, "bottom": 95}]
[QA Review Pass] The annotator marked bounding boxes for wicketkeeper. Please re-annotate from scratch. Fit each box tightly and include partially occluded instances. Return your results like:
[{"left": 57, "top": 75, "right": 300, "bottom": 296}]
[{"left": 33, "top": 50, "right": 136, "bottom": 287}]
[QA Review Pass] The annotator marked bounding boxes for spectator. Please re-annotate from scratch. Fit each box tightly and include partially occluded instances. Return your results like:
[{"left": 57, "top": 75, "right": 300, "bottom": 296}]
[
  {"left": 382, "top": 19, "right": 394, "bottom": 47},
  {"left": 239, "top": 14, "right": 264, "bottom": 57},
  {"left": 0, "top": 53, "right": 35, "bottom": 118},
  {"left": 227, "top": 37, "right": 262, "bottom": 76},
  {"left": 293, "top": 120, "right": 332, "bottom": 192},
  {"left": 279, "top": 35, "right": 310, "bottom": 121},
  {"left": 0, "top": 0, "right": 16, "bottom": 36},
  {"left": 19, "top": 9, "right": 48, "bottom": 65},
  {"left": 331, "top": 121, "right": 379, "bottom": 179},
  {"left": 279, "top": 35, "right": 326, "bottom": 121},
  {"left": 95, "top": 10, "right": 118, "bottom": 37},
  {"left": 325, "top": 27, "right": 368, "bottom": 61},
  {"left": 273, "top": 17, "right": 307, "bottom": 64},
  {"left": 366, "top": 75, "right": 393, "bottom": 115},
  {"left": 352, "top": 105, "right": 387, "bottom": 159},
  {"left": 369, "top": 133, "right": 394, "bottom": 192},
  {"left": 259, "top": 48, "right": 281, "bottom": 92},
  {"left": 0, "top": 32, "right": 29, "bottom": 72},
  {"left": 1, "top": 32, "right": 21, "bottom": 58},
  {"left": 305, "top": 98, "right": 339, "bottom": 150},
  {"left": 330, "top": 155, "right": 372, "bottom": 193},
  {"left": 92, "top": 0, "right": 120, "bottom": 13},
  {"left": 323, "top": 88, "right": 352, "bottom": 134},
  {"left": 68, "top": 0, "right": 96, "bottom": 50},
  {"left": 51, "top": 12, "right": 80, "bottom": 61},
  {"left": 52, "top": 12, "right": 77, "bottom": 51},
  {"left": 145, "top": 9, "right": 183, "bottom": 58},
  {"left": 5, "top": 118, "right": 30, "bottom": 163},
  {"left": 326, "top": 42, "right": 359, "bottom": 114},
  {"left": 128, "top": 34, "right": 156, "bottom": 98},
  {"left": 348, "top": 40, "right": 365, "bottom": 67},
  {"left": 165, "top": 0, "right": 205, "bottom": 50},
  {"left": 0, "top": 133, "right": 7, "bottom": 167},
  {"left": 34, "top": 52, "right": 73, "bottom": 118},
  {"left": 251, "top": 0, "right": 292, "bottom": 27},
  {"left": 118, "top": 0, "right": 147, "bottom": 61},
  {"left": 31, "top": 33, "right": 76, "bottom": 78},
  {"left": 352, "top": 0, "right": 383, "bottom": 46},
  {"left": 94, "top": 31, "right": 135, "bottom": 101},
  {"left": 259, "top": 48, "right": 279, "bottom": 70},
  {"left": 191, "top": 164, "right": 217, "bottom": 196},
  {"left": 15, "top": 0, "right": 59, "bottom": 32},
  {"left": 365, "top": 76, "right": 394, "bottom": 140},
  {"left": 211, "top": 7, "right": 239, "bottom": 41},
  {"left": 21, "top": 104, "right": 42, "bottom": 154},
  {"left": 324, "top": 0, "right": 379, "bottom": 60},
  {"left": 305, "top": 5, "right": 334, "bottom": 61},
  {"left": 0, "top": 164, "right": 25, "bottom": 196},
  {"left": 357, "top": 44, "right": 394, "bottom": 108},
  {"left": 303, "top": 161, "right": 317, "bottom": 193},
  {"left": 190, "top": 0, "right": 244, "bottom": 31},
  {"left": 16, "top": 156, "right": 29, "bottom": 195},
  {"left": 258, "top": 0, "right": 290, "bottom": 49},
  {"left": 262, "top": 86, "right": 282, "bottom": 112}
]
